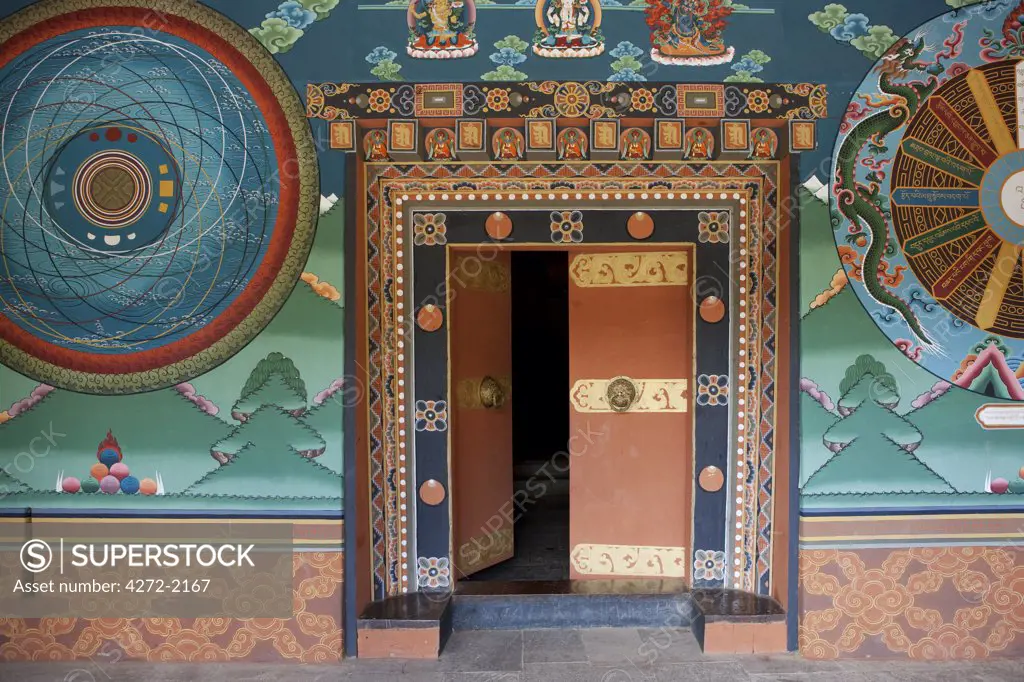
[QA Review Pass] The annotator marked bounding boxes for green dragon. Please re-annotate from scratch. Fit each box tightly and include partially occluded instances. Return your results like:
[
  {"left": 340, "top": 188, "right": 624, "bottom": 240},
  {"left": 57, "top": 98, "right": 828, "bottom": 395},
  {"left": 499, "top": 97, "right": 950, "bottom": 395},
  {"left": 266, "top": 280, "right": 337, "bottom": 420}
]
[{"left": 834, "top": 37, "right": 937, "bottom": 344}]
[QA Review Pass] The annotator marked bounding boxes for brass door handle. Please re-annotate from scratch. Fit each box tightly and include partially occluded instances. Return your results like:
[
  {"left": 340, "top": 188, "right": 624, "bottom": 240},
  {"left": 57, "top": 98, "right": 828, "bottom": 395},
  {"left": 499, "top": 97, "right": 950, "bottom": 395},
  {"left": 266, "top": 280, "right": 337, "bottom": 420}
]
[
  {"left": 605, "top": 376, "right": 639, "bottom": 413},
  {"left": 479, "top": 376, "right": 506, "bottom": 409}
]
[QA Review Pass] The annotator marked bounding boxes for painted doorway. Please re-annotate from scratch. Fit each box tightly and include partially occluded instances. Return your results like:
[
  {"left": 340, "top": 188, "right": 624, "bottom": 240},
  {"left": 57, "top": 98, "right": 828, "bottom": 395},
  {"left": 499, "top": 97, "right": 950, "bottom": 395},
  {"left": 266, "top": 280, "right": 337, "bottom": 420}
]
[{"left": 450, "top": 244, "right": 694, "bottom": 584}]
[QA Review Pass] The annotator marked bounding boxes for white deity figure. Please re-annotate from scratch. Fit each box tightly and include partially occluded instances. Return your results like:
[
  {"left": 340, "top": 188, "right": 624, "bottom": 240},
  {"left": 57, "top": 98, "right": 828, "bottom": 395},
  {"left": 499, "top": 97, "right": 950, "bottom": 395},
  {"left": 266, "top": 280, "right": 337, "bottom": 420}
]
[{"left": 547, "top": 0, "right": 590, "bottom": 40}]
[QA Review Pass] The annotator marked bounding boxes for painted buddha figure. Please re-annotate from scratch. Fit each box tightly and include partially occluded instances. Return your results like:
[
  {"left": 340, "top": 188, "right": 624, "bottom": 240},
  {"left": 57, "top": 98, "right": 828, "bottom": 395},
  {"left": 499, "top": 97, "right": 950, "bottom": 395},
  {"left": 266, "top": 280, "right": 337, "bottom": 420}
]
[
  {"left": 426, "top": 129, "right": 456, "bottom": 161},
  {"left": 495, "top": 129, "right": 524, "bottom": 160},
  {"left": 365, "top": 130, "right": 389, "bottom": 161},
  {"left": 686, "top": 127, "right": 713, "bottom": 160},
  {"left": 750, "top": 128, "right": 777, "bottom": 159},
  {"left": 534, "top": 0, "right": 604, "bottom": 57},
  {"left": 558, "top": 128, "right": 586, "bottom": 160},
  {"left": 408, "top": 0, "right": 478, "bottom": 58},
  {"left": 622, "top": 129, "right": 650, "bottom": 160}
]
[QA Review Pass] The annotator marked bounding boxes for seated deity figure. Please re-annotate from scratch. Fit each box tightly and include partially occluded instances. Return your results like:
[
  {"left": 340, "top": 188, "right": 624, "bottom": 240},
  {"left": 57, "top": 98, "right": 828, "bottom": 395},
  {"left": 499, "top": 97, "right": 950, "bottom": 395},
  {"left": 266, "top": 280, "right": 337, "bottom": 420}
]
[
  {"left": 533, "top": 0, "right": 604, "bottom": 58},
  {"left": 407, "top": 0, "right": 478, "bottom": 59}
]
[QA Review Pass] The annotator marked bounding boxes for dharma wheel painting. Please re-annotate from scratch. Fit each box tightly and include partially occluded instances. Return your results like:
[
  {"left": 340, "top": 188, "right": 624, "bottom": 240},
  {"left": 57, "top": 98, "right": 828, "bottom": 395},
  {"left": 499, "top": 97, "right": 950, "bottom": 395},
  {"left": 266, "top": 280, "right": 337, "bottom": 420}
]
[
  {"left": 832, "top": 2, "right": 1024, "bottom": 400},
  {"left": 0, "top": 0, "right": 318, "bottom": 394}
]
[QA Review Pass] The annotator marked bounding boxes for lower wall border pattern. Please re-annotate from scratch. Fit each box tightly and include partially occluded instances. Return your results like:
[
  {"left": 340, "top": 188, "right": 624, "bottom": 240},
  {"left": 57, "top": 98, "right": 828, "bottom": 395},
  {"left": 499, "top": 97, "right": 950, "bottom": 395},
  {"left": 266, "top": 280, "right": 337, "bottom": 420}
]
[
  {"left": 0, "top": 552, "right": 343, "bottom": 663},
  {"left": 799, "top": 546, "right": 1024, "bottom": 659}
]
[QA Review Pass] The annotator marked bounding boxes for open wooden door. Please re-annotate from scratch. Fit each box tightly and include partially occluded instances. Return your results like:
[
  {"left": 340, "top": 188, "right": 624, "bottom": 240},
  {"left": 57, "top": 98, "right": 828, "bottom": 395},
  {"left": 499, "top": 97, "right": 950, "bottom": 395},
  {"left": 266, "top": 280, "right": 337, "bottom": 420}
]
[
  {"left": 567, "top": 246, "right": 694, "bottom": 580},
  {"left": 449, "top": 249, "right": 514, "bottom": 579}
]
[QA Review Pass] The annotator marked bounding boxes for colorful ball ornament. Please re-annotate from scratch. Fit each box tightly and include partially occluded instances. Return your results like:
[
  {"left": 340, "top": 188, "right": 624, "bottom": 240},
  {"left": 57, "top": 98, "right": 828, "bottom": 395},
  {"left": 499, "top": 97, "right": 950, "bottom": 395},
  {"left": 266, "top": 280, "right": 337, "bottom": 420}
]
[
  {"left": 81, "top": 478, "right": 99, "bottom": 494},
  {"left": 61, "top": 477, "right": 81, "bottom": 493},
  {"left": 99, "top": 475, "right": 120, "bottom": 494},
  {"left": 139, "top": 478, "right": 158, "bottom": 495},
  {"left": 109, "top": 462, "right": 130, "bottom": 480},
  {"left": 90, "top": 462, "right": 109, "bottom": 481},
  {"left": 991, "top": 478, "right": 1010, "bottom": 494},
  {"left": 120, "top": 476, "right": 140, "bottom": 495},
  {"left": 98, "top": 448, "right": 120, "bottom": 467}
]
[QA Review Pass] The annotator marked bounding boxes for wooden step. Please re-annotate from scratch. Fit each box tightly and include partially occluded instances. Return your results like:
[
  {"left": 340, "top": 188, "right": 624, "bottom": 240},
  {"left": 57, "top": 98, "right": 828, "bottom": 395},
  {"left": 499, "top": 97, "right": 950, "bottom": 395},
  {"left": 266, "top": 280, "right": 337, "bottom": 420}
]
[
  {"left": 356, "top": 592, "right": 453, "bottom": 659},
  {"left": 690, "top": 588, "right": 787, "bottom": 654}
]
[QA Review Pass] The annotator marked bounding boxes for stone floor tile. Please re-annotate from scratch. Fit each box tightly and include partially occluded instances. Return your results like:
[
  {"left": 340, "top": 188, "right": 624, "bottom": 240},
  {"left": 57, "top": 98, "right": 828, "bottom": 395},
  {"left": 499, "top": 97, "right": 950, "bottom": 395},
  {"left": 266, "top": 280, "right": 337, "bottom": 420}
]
[
  {"left": 522, "top": 662, "right": 657, "bottom": 682},
  {"left": 634, "top": 627, "right": 707, "bottom": 664},
  {"left": 579, "top": 628, "right": 645, "bottom": 664},
  {"left": 738, "top": 654, "right": 842, "bottom": 674},
  {"left": 522, "top": 629, "right": 587, "bottom": 664},
  {"left": 653, "top": 661, "right": 752, "bottom": 681},
  {"left": 439, "top": 630, "right": 524, "bottom": 673}
]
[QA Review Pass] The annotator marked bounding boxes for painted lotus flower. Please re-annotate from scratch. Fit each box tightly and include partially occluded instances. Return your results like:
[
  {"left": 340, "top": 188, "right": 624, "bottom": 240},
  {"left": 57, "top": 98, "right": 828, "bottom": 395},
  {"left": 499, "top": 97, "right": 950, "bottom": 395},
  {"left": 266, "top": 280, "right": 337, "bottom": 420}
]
[
  {"left": 697, "top": 374, "right": 729, "bottom": 407},
  {"left": 693, "top": 549, "right": 726, "bottom": 582},
  {"left": 417, "top": 556, "right": 451, "bottom": 589},
  {"left": 413, "top": 213, "right": 448, "bottom": 246},
  {"left": 415, "top": 400, "right": 448, "bottom": 432},
  {"left": 698, "top": 211, "right": 730, "bottom": 244},
  {"left": 550, "top": 210, "right": 584, "bottom": 244}
]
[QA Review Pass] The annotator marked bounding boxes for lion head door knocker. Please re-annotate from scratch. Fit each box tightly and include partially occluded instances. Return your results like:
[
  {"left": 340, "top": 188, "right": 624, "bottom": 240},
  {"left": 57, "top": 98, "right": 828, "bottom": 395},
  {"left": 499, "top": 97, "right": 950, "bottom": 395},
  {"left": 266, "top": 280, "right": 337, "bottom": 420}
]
[
  {"left": 479, "top": 376, "right": 506, "bottom": 409},
  {"left": 605, "top": 376, "right": 639, "bottom": 413}
]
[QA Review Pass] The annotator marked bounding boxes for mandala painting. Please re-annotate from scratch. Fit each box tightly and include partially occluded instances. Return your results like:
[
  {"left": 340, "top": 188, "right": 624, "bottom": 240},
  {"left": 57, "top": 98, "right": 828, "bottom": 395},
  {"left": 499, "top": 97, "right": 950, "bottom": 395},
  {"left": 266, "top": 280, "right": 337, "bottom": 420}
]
[
  {"left": 0, "top": 0, "right": 318, "bottom": 394},
  {"left": 832, "top": 0, "right": 1024, "bottom": 399}
]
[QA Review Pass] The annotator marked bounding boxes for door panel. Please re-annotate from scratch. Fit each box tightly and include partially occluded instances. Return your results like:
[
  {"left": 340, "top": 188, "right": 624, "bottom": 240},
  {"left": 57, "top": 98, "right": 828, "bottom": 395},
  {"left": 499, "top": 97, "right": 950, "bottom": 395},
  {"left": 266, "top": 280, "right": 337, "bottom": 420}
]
[
  {"left": 450, "top": 249, "right": 514, "bottom": 579},
  {"left": 567, "top": 247, "right": 694, "bottom": 580}
]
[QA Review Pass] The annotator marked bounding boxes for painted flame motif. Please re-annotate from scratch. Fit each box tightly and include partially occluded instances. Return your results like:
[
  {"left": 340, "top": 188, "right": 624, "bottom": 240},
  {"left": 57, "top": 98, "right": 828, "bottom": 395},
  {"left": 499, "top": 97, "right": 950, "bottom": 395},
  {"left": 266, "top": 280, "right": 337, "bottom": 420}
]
[{"left": 96, "top": 429, "right": 122, "bottom": 459}]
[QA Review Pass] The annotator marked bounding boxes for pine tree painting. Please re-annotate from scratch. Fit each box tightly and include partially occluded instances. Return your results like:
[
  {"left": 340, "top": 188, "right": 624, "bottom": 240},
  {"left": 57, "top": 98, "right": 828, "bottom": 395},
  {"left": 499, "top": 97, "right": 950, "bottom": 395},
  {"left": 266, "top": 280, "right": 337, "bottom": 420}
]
[
  {"left": 232, "top": 352, "right": 309, "bottom": 421},
  {"left": 804, "top": 356, "right": 953, "bottom": 496},
  {"left": 196, "top": 406, "right": 337, "bottom": 498}
]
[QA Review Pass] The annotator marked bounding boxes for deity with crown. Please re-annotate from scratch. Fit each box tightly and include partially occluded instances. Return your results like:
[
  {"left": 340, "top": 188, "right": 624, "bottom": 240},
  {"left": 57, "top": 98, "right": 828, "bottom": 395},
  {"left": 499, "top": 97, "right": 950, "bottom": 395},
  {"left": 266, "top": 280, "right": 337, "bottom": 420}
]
[
  {"left": 533, "top": 0, "right": 605, "bottom": 58},
  {"left": 407, "top": 0, "right": 479, "bottom": 59}
]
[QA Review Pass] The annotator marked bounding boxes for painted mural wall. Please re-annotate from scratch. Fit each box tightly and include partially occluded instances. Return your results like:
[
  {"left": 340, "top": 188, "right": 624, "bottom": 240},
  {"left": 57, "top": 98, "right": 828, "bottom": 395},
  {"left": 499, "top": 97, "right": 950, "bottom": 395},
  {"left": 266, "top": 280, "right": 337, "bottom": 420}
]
[
  {"left": 798, "top": 0, "right": 1024, "bottom": 660},
  {"left": 0, "top": 0, "right": 345, "bottom": 663},
  {"left": 0, "top": 0, "right": 1020, "bottom": 664}
]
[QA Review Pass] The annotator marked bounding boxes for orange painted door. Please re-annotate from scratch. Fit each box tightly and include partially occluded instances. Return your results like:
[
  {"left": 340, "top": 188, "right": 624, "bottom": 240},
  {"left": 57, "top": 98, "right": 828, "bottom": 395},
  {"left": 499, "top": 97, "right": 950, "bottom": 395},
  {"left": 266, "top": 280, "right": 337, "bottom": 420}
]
[
  {"left": 567, "top": 246, "right": 694, "bottom": 580},
  {"left": 449, "top": 249, "right": 514, "bottom": 579}
]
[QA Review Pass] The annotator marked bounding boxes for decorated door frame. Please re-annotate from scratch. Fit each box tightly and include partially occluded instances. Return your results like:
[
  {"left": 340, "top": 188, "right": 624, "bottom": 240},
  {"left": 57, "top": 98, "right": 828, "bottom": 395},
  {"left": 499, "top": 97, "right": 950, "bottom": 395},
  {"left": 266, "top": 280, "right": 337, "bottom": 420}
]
[{"left": 308, "top": 80, "right": 825, "bottom": 642}]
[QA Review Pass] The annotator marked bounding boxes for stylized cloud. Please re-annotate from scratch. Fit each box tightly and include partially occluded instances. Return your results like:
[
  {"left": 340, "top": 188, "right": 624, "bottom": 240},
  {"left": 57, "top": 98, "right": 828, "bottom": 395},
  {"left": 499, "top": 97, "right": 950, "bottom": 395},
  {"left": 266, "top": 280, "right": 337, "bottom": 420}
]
[
  {"left": 7, "top": 384, "right": 55, "bottom": 418},
  {"left": 810, "top": 269, "right": 849, "bottom": 310},
  {"left": 800, "top": 378, "right": 836, "bottom": 413},
  {"left": 314, "top": 377, "right": 345, "bottom": 406},
  {"left": 910, "top": 381, "right": 952, "bottom": 409},
  {"left": 175, "top": 383, "right": 219, "bottom": 416}
]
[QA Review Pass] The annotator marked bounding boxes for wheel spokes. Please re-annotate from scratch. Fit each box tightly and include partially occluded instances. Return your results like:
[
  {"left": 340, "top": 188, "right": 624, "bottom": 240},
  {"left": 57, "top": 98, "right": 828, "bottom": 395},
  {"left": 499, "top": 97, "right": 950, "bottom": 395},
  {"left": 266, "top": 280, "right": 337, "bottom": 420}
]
[
  {"left": 932, "top": 229, "right": 1002, "bottom": 299},
  {"left": 929, "top": 97, "right": 998, "bottom": 167},
  {"left": 901, "top": 138, "right": 984, "bottom": 185},
  {"left": 967, "top": 69, "right": 1017, "bottom": 155},
  {"left": 976, "top": 242, "right": 1022, "bottom": 330},
  {"left": 1016, "top": 61, "right": 1024, "bottom": 148},
  {"left": 903, "top": 211, "right": 987, "bottom": 257}
]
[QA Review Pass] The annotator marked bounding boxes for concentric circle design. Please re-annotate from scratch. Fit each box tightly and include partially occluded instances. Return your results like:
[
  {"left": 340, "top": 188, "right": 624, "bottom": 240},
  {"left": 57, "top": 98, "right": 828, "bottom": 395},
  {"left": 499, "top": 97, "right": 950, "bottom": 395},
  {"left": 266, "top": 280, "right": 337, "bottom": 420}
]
[
  {"left": 73, "top": 149, "right": 152, "bottom": 230},
  {"left": 0, "top": 0, "right": 318, "bottom": 394},
  {"left": 832, "top": 1, "right": 1024, "bottom": 397}
]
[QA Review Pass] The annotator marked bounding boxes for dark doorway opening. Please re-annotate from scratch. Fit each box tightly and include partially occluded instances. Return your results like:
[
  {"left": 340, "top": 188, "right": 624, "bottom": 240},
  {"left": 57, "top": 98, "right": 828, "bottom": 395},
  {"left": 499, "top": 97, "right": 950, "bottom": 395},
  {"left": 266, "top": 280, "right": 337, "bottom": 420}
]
[{"left": 464, "top": 250, "right": 570, "bottom": 581}]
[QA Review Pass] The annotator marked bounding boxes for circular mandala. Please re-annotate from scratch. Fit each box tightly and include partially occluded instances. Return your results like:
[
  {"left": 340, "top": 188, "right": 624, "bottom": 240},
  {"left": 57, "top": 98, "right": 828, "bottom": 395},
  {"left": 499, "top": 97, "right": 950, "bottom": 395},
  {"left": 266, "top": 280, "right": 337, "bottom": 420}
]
[
  {"left": 832, "top": 0, "right": 1024, "bottom": 399},
  {"left": 0, "top": 0, "right": 318, "bottom": 394}
]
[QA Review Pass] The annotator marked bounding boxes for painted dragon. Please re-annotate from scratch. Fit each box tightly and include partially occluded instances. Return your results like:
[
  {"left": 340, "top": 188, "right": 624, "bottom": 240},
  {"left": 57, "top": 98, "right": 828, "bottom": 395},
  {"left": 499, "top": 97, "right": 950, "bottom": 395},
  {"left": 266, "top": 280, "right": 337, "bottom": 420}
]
[{"left": 833, "top": 37, "right": 938, "bottom": 344}]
